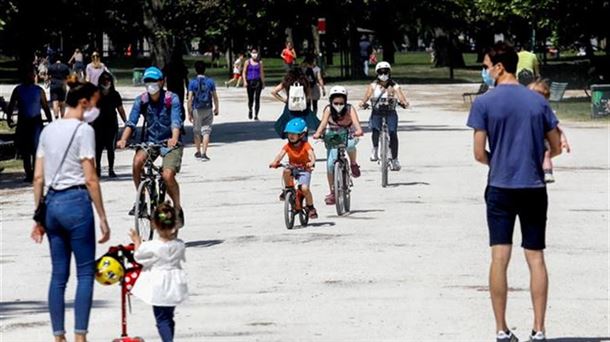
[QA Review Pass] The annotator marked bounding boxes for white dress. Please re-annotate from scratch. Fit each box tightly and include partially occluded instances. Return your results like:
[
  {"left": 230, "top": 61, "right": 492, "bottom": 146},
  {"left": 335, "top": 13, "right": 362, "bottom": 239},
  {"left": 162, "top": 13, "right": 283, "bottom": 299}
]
[{"left": 131, "top": 239, "right": 188, "bottom": 307}]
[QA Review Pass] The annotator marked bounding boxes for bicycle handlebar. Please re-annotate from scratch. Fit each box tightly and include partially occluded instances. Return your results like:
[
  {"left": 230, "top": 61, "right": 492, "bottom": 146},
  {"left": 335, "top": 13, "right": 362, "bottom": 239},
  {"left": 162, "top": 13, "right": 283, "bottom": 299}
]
[{"left": 128, "top": 141, "right": 182, "bottom": 150}]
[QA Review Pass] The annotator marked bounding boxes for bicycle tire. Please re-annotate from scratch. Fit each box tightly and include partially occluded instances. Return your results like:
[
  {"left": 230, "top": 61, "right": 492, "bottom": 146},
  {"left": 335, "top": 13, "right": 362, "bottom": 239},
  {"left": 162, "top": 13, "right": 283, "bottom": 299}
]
[
  {"left": 334, "top": 161, "right": 345, "bottom": 215},
  {"left": 380, "top": 128, "right": 389, "bottom": 188},
  {"left": 298, "top": 195, "right": 309, "bottom": 226},
  {"left": 284, "top": 190, "right": 296, "bottom": 230},
  {"left": 343, "top": 166, "right": 351, "bottom": 213},
  {"left": 135, "top": 180, "right": 154, "bottom": 241}
]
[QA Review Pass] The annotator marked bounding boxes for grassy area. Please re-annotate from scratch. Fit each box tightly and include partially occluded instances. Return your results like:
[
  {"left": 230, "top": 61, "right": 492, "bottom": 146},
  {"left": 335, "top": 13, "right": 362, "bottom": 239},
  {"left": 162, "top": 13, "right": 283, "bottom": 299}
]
[{"left": 552, "top": 97, "right": 610, "bottom": 122}]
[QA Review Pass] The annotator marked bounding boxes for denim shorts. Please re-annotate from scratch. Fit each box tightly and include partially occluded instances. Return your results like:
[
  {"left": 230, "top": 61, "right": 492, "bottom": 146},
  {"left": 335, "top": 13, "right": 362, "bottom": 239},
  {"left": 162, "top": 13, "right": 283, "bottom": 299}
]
[
  {"left": 294, "top": 170, "right": 311, "bottom": 188},
  {"left": 485, "top": 186, "right": 548, "bottom": 250}
]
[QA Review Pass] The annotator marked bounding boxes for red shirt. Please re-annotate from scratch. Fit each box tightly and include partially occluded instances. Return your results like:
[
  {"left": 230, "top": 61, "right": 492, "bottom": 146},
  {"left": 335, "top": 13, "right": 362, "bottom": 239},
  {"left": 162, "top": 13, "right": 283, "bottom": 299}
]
[
  {"left": 281, "top": 48, "right": 295, "bottom": 64},
  {"left": 283, "top": 141, "right": 312, "bottom": 169}
]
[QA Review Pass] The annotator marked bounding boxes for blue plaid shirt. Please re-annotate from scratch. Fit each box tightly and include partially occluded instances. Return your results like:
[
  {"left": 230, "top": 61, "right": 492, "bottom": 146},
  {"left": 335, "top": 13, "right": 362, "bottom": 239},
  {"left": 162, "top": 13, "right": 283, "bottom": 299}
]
[{"left": 126, "top": 90, "right": 183, "bottom": 143}]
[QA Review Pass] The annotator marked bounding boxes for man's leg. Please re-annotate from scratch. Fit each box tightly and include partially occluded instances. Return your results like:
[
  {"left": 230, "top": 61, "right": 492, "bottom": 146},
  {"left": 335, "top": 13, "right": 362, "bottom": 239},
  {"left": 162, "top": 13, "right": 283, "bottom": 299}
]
[
  {"left": 490, "top": 245, "right": 512, "bottom": 333},
  {"left": 132, "top": 150, "right": 147, "bottom": 189},
  {"left": 193, "top": 109, "right": 202, "bottom": 155},
  {"left": 163, "top": 169, "right": 181, "bottom": 210},
  {"left": 524, "top": 249, "right": 548, "bottom": 332}
]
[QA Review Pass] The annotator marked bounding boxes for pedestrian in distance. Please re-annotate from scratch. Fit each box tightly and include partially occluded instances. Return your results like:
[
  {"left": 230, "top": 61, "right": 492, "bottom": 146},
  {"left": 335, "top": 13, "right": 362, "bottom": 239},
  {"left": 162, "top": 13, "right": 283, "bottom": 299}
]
[{"left": 187, "top": 61, "right": 219, "bottom": 161}]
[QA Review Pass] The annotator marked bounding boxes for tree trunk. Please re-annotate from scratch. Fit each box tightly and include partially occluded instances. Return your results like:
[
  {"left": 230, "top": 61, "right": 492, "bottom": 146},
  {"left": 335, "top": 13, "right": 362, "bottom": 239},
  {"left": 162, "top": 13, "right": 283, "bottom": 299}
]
[
  {"left": 142, "top": 0, "right": 172, "bottom": 67},
  {"left": 380, "top": 33, "right": 395, "bottom": 64},
  {"left": 433, "top": 35, "right": 465, "bottom": 68}
]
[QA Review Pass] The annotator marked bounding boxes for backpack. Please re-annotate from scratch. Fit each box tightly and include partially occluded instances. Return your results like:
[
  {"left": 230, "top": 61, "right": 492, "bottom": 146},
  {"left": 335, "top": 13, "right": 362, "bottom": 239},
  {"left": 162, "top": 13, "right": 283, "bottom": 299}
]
[
  {"left": 288, "top": 82, "right": 307, "bottom": 111},
  {"left": 138, "top": 91, "right": 174, "bottom": 142},
  {"left": 193, "top": 77, "right": 213, "bottom": 109}
]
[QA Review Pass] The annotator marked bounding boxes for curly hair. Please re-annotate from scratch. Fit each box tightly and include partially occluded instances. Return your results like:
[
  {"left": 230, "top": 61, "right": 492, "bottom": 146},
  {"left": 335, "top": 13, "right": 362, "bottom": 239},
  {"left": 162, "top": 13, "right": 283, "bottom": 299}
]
[{"left": 152, "top": 202, "right": 177, "bottom": 231}]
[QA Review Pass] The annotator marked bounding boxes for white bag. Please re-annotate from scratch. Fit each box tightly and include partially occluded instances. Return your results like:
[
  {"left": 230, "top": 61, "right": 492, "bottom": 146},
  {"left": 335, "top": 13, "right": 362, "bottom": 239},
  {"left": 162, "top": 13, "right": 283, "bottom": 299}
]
[{"left": 288, "top": 82, "right": 307, "bottom": 111}]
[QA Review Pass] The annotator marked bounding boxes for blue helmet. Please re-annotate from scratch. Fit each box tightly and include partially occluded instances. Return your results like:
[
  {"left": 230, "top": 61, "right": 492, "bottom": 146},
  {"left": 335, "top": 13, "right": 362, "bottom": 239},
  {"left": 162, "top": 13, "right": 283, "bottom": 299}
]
[
  {"left": 284, "top": 118, "right": 307, "bottom": 134},
  {"left": 143, "top": 66, "right": 163, "bottom": 81}
]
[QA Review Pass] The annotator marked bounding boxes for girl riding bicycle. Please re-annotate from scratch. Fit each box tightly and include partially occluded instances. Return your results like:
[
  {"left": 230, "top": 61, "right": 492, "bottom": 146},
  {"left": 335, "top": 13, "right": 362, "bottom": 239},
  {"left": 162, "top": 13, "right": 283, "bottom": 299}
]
[
  {"left": 269, "top": 118, "right": 318, "bottom": 219},
  {"left": 313, "top": 86, "right": 364, "bottom": 205},
  {"left": 358, "top": 61, "right": 409, "bottom": 171}
]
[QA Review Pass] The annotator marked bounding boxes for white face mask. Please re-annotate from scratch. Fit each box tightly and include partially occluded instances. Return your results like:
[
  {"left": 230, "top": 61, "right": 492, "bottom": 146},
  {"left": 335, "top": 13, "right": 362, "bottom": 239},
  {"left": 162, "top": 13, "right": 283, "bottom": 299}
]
[
  {"left": 251, "top": 53, "right": 258, "bottom": 59},
  {"left": 83, "top": 107, "right": 100, "bottom": 123},
  {"left": 332, "top": 104, "right": 345, "bottom": 113},
  {"left": 101, "top": 83, "right": 111, "bottom": 90},
  {"left": 378, "top": 74, "right": 389, "bottom": 82},
  {"left": 146, "top": 82, "right": 160, "bottom": 95}
]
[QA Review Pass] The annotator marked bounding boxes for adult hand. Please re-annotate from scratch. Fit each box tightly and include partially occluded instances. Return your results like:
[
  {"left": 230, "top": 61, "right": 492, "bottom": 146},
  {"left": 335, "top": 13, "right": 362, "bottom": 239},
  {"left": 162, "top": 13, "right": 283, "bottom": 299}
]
[
  {"left": 116, "top": 139, "right": 127, "bottom": 149},
  {"left": 354, "top": 130, "right": 364, "bottom": 137},
  {"left": 561, "top": 139, "right": 571, "bottom": 153},
  {"left": 167, "top": 137, "right": 178, "bottom": 148},
  {"left": 269, "top": 162, "right": 279, "bottom": 169},
  {"left": 188, "top": 114, "right": 193, "bottom": 123},
  {"left": 98, "top": 219, "right": 110, "bottom": 243},
  {"left": 312, "top": 132, "right": 321, "bottom": 140},
  {"left": 31, "top": 223, "right": 45, "bottom": 243},
  {"left": 243, "top": 81, "right": 248, "bottom": 88},
  {"left": 213, "top": 108, "right": 219, "bottom": 116}
]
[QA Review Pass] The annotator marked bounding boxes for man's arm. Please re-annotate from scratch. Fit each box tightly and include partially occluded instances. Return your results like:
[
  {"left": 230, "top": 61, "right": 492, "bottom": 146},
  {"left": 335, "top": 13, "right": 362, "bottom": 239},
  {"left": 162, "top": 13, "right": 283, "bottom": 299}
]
[
  {"left": 473, "top": 129, "right": 489, "bottom": 165},
  {"left": 117, "top": 97, "right": 142, "bottom": 148},
  {"left": 545, "top": 128, "right": 562, "bottom": 158},
  {"left": 212, "top": 91, "right": 219, "bottom": 115},
  {"left": 40, "top": 88, "right": 52, "bottom": 122}
]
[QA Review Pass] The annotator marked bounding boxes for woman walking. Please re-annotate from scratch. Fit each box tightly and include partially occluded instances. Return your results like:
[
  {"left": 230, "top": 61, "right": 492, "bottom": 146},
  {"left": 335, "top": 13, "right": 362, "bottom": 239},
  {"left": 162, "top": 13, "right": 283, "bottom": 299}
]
[
  {"left": 85, "top": 51, "right": 107, "bottom": 86},
  {"left": 242, "top": 48, "right": 265, "bottom": 120},
  {"left": 91, "top": 71, "right": 126, "bottom": 178},
  {"left": 32, "top": 80, "right": 111, "bottom": 342}
]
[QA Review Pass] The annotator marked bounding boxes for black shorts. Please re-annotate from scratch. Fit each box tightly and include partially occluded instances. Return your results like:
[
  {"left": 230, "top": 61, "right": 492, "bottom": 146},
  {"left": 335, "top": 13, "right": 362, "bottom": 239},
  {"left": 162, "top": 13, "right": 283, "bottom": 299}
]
[
  {"left": 485, "top": 186, "right": 548, "bottom": 250},
  {"left": 50, "top": 84, "right": 66, "bottom": 102}
]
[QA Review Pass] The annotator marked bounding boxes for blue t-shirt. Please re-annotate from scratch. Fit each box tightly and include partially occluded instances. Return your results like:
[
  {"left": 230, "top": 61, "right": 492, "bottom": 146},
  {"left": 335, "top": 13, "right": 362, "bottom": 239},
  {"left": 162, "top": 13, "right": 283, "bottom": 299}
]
[
  {"left": 467, "top": 84, "right": 559, "bottom": 189},
  {"left": 127, "top": 90, "right": 183, "bottom": 144},
  {"left": 188, "top": 75, "right": 216, "bottom": 109}
]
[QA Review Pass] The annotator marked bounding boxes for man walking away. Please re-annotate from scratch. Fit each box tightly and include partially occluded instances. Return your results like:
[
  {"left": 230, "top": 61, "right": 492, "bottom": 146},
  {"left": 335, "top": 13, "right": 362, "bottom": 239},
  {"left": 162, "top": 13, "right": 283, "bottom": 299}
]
[{"left": 187, "top": 61, "right": 219, "bottom": 161}]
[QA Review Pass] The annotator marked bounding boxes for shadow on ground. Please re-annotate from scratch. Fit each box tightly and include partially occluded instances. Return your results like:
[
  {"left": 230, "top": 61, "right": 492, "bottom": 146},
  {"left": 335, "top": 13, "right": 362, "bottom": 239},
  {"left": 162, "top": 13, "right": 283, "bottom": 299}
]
[
  {"left": 0, "top": 300, "right": 111, "bottom": 320},
  {"left": 185, "top": 239, "right": 224, "bottom": 248}
]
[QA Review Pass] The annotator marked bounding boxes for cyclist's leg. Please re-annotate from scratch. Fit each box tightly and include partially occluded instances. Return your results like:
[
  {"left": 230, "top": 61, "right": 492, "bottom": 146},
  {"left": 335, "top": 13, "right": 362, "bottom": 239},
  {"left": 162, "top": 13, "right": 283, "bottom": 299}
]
[
  {"left": 282, "top": 168, "right": 294, "bottom": 188},
  {"left": 347, "top": 138, "right": 359, "bottom": 163},
  {"left": 132, "top": 149, "right": 148, "bottom": 189},
  {"left": 388, "top": 112, "right": 399, "bottom": 159},
  {"left": 297, "top": 172, "right": 313, "bottom": 206},
  {"left": 326, "top": 148, "right": 338, "bottom": 192},
  {"left": 161, "top": 146, "right": 183, "bottom": 208}
]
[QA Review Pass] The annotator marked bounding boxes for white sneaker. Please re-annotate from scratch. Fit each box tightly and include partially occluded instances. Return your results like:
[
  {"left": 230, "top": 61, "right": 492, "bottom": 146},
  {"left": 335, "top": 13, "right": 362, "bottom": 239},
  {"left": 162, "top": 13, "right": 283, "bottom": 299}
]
[
  {"left": 497, "top": 330, "right": 519, "bottom": 342},
  {"left": 529, "top": 331, "right": 546, "bottom": 342},
  {"left": 370, "top": 147, "right": 379, "bottom": 161},
  {"left": 390, "top": 159, "right": 402, "bottom": 171}
]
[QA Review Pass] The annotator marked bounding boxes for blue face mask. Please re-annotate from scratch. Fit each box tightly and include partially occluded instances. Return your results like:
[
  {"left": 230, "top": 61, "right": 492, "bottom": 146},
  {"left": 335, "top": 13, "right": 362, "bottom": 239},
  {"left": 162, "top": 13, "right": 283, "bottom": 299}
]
[{"left": 481, "top": 68, "right": 495, "bottom": 87}]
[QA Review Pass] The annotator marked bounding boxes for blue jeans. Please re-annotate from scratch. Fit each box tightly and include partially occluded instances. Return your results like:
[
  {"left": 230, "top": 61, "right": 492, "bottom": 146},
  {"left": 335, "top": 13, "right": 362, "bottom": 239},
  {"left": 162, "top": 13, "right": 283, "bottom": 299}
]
[
  {"left": 153, "top": 306, "right": 176, "bottom": 341},
  {"left": 45, "top": 187, "right": 95, "bottom": 336}
]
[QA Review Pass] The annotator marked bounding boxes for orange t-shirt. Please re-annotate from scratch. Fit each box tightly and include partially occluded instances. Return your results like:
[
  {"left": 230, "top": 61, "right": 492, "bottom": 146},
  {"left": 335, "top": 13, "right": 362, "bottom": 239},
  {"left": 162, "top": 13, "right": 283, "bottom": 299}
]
[
  {"left": 283, "top": 141, "right": 312, "bottom": 168},
  {"left": 282, "top": 48, "right": 295, "bottom": 64}
]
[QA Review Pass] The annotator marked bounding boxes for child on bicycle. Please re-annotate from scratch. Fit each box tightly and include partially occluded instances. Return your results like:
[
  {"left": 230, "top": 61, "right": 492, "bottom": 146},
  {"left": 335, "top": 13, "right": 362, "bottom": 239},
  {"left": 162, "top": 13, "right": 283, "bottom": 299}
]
[
  {"left": 129, "top": 202, "right": 188, "bottom": 342},
  {"left": 269, "top": 118, "right": 318, "bottom": 219},
  {"left": 528, "top": 79, "right": 571, "bottom": 183},
  {"left": 313, "top": 86, "right": 364, "bottom": 205}
]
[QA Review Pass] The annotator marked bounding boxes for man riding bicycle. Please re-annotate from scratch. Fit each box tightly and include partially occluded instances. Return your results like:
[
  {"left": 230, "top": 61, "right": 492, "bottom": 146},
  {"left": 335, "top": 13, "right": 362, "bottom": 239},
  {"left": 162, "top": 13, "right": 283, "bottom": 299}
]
[{"left": 116, "top": 66, "right": 185, "bottom": 226}]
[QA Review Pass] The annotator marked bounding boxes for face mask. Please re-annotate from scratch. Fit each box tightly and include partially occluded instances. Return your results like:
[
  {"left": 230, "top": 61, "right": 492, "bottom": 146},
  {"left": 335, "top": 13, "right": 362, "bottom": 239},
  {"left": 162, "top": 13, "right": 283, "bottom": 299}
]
[
  {"left": 482, "top": 68, "right": 495, "bottom": 87},
  {"left": 251, "top": 53, "right": 258, "bottom": 59},
  {"left": 83, "top": 107, "right": 100, "bottom": 123},
  {"left": 146, "top": 82, "right": 160, "bottom": 95},
  {"left": 378, "top": 74, "right": 389, "bottom": 82},
  {"left": 332, "top": 104, "right": 345, "bottom": 113},
  {"left": 101, "top": 83, "right": 111, "bottom": 90}
]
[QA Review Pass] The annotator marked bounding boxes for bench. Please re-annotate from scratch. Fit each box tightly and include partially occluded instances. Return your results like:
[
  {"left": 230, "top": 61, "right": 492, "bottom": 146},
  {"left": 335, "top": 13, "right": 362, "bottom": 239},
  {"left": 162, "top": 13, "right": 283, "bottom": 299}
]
[{"left": 462, "top": 83, "right": 489, "bottom": 103}]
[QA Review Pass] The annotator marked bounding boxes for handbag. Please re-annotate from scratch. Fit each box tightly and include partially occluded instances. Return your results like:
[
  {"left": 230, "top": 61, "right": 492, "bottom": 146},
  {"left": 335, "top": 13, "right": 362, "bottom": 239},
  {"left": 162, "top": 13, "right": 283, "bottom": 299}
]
[{"left": 33, "top": 123, "right": 84, "bottom": 225}]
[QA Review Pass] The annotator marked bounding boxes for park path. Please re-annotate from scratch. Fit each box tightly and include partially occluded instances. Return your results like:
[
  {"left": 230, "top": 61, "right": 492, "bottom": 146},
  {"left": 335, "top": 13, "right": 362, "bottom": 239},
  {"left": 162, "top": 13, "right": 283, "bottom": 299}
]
[{"left": 1, "top": 83, "right": 608, "bottom": 341}]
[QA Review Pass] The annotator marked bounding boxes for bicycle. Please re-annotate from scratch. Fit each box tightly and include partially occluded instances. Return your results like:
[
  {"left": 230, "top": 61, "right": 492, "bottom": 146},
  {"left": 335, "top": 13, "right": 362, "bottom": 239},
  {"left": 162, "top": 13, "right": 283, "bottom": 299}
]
[
  {"left": 273, "top": 163, "right": 310, "bottom": 230},
  {"left": 128, "top": 142, "right": 176, "bottom": 241},
  {"left": 323, "top": 128, "right": 352, "bottom": 216},
  {"left": 362, "top": 99, "right": 407, "bottom": 188}
]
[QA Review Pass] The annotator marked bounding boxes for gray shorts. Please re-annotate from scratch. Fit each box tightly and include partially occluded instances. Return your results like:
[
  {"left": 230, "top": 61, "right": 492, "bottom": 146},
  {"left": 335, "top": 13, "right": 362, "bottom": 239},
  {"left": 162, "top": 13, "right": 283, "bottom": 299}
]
[
  {"left": 193, "top": 108, "right": 213, "bottom": 137},
  {"left": 294, "top": 170, "right": 312, "bottom": 188}
]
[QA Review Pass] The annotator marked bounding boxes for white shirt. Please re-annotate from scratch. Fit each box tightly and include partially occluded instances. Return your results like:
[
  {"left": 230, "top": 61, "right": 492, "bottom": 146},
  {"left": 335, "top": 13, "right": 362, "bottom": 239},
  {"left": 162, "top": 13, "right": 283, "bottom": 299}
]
[
  {"left": 370, "top": 82, "right": 401, "bottom": 109},
  {"left": 131, "top": 239, "right": 188, "bottom": 306},
  {"left": 36, "top": 119, "right": 95, "bottom": 190}
]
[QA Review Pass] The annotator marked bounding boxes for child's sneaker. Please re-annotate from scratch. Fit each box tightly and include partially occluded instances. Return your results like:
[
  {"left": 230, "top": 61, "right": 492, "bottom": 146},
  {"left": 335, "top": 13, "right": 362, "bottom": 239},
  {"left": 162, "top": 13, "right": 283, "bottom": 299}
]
[
  {"left": 544, "top": 169, "right": 555, "bottom": 183},
  {"left": 324, "top": 192, "right": 335, "bottom": 205},
  {"left": 350, "top": 163, "right": 361, "bottom": 178},
  {"left": 308, "top": 206, "right": 318, "bottom": 219},
  {"left": 529, "top": 331, "right": 546, "bottom": 342},
  {"left": 497, "top": 330, "right": 519, "bottom": 342}
]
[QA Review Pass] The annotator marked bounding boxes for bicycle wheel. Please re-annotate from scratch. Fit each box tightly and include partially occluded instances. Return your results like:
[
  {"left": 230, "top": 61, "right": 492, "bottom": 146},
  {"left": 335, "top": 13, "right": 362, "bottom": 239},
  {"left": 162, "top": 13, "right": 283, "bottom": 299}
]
[
  {"left": 298, "top": 194, "right": 309, "bottom": 226},
  {"left": 380, "top": 128, "right": 389, "bottom": 188},
  {"left": 284, "top": 190, "right": 296, "bottom": 230},
  {"left": 343, "top": 166, "right": 351, "bottom": 213},
  {"left": 334, "top": 161, "right": 345, "bottom": 215},
  {"left": 134, "top": 180, "right": 154, "bottom": 241}
]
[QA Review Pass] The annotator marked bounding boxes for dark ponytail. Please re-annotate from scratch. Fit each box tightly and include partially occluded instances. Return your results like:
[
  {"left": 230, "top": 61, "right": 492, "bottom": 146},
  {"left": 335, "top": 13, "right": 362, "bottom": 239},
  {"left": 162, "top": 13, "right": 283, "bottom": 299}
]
[{"left": 65, "top": 81, "right": 98, "bottom": 107}]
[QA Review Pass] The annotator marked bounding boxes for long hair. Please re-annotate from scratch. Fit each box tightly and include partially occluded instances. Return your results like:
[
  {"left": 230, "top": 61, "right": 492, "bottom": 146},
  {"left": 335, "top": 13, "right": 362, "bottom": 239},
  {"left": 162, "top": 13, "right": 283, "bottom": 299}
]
[{"left": 281, "top": 67, "right": 310, "bottom": 90}]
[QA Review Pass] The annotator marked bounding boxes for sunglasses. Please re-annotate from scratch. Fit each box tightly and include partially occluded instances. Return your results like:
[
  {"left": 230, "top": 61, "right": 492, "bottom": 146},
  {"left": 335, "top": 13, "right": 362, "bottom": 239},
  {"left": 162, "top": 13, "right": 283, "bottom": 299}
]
[
  {"left": 377, "top": 70, "right": 390, "bottom": 75},
  {"left": 92, "top": 54, "right": 100, "bottom": 58},
  {"left": 332, "top": 101, "right": 345, "bottom": 106}
]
